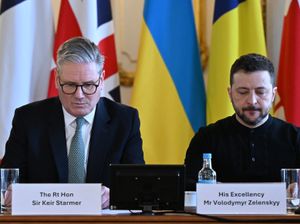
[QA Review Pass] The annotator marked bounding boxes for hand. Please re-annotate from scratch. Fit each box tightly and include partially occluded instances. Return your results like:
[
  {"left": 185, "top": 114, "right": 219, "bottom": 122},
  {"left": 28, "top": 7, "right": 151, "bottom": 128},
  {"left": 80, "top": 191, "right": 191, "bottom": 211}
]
[
  {"left": 287, "top": 182, "right": 299, "bottom": 198},
  {"left": 101, "top": 185, "right": 110, "bottom": 209},
  {"left": 3, "top": 184, "right": 12, "bottom": 207}
]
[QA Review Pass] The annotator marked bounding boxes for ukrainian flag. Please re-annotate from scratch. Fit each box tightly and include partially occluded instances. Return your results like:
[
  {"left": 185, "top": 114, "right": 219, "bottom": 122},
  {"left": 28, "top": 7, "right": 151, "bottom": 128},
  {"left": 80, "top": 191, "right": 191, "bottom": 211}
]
[
  {"left": 131, "top": 0, "right": 205, "bottom": 164},
  {"left": 207, "top": 0, "right": 266, "bottom": 124}
]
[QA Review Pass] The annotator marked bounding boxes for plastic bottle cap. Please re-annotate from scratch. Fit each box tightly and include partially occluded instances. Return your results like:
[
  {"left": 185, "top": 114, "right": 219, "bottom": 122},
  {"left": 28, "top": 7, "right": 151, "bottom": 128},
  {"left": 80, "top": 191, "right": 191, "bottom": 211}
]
[{"left": 203, "top": 153, "right": 212, "bottom": 159}]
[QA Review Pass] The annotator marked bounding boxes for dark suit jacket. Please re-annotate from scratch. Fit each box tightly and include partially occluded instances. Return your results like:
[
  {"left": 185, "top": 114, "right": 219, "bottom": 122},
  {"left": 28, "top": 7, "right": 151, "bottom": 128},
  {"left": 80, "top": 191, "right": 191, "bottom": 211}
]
[{"left": 1, "top": 97, "right": 144, "bottom": 187}]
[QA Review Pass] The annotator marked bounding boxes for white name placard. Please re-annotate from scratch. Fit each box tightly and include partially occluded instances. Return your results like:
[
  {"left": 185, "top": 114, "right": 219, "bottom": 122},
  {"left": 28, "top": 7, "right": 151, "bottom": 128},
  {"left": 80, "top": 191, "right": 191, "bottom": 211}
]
[
  {"left": 196, "top": 183, "right": 286, "bottom": 214},
  {"left": 12, "top": 184, "right": 102, "bottom": 215}
]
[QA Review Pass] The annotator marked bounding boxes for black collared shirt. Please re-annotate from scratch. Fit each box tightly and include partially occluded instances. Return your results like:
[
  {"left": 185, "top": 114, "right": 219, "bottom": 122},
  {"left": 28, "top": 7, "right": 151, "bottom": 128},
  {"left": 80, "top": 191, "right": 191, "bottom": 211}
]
[{"left": 184, "top": 115, "right": 300, "bottom": 190}]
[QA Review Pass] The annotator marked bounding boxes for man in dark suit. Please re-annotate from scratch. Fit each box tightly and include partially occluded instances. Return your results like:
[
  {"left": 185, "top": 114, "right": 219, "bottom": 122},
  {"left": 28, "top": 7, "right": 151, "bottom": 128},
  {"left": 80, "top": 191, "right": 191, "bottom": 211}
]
[{"left": 1, "top": 37, "right": 144, "bottom": 208}]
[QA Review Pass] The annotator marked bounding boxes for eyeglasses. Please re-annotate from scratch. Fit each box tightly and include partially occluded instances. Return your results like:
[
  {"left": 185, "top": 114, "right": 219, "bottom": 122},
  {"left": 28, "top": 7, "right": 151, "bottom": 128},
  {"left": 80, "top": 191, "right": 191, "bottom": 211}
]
[{"left": 58, "top": 77, "right": 101, "bottom": 95}]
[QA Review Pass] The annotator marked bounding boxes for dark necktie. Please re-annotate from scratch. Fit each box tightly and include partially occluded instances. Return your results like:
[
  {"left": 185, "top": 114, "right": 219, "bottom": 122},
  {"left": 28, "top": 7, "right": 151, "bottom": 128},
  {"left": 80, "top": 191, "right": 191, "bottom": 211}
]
[{"left": 68, "top": 117, "right": 85, "bottom": 183}]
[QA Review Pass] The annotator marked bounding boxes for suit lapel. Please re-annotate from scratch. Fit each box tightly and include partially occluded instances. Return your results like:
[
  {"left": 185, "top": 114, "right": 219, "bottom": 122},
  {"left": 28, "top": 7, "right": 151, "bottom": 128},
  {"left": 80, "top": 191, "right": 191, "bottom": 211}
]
[
  {"left": 48, "top": 98, "right": 68, "bottom": 183},
  {"left": 86, "top": 99, "right": 111, "bottom": 182}
]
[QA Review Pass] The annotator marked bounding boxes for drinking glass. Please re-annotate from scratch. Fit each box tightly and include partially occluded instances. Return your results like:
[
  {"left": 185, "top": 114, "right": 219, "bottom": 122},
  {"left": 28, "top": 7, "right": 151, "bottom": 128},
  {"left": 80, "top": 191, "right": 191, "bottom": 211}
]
[
  {"left": 0, "top": 168, "right": 19, "bottom": 214},
  {"left": 281, "top": 168, "right": 300, "bottom": 213}
]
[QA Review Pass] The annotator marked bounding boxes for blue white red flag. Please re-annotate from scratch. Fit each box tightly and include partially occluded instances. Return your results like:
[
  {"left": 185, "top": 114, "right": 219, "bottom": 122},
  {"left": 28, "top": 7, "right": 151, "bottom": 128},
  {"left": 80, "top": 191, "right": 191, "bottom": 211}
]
[{"left": 0, "top": 0, "right": 54, "bottom": 158}]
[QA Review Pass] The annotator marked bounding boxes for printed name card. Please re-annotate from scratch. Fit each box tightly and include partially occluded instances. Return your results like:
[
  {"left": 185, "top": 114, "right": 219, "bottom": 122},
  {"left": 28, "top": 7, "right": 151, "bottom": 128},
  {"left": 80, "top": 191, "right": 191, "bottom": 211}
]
[
  {"left": 196, "top": 183, "right": 286, "bottom": 214},
  {"left": 12, "top": 184, "right": 102, "bottom": 215}
]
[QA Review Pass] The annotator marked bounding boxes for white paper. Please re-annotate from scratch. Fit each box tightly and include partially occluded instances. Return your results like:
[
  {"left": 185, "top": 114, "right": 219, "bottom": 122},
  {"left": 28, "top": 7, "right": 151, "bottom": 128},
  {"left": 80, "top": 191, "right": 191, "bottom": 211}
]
[
  {"left": 12, "top": 183, "right": 102, "bottom": 215},
  {"left": 196, "top": 183, "right": 286, "bottom": 214}
]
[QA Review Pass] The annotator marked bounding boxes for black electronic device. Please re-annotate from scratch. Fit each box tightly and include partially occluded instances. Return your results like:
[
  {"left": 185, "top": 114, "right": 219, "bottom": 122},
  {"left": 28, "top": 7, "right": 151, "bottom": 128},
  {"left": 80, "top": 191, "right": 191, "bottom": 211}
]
[
  {"left": 294, "top": 207, "right": 300, "bottom": 214},
  {"left": 109, "top": 164, "right": 185, "bottom": 214}
]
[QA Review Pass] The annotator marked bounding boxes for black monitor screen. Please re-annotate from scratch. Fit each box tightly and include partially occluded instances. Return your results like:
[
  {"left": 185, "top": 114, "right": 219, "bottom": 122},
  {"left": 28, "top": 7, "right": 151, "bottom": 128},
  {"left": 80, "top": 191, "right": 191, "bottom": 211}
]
[{"left": 109, "top": 164, "right": 185, "bottom": 212}]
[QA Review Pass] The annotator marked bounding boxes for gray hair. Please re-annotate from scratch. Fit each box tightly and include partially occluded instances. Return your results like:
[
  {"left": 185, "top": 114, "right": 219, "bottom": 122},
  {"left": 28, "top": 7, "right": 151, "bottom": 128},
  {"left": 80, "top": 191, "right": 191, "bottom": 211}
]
[{"left": 56, "top": 36, "right": 104, "bottom": 76}]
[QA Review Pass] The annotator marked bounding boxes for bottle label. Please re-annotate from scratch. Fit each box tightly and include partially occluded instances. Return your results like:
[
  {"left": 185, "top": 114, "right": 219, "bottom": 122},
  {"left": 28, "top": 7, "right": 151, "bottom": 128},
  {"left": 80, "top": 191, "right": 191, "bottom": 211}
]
[{"left": 198, "top": 179, "right": 216, "bottom": 184}]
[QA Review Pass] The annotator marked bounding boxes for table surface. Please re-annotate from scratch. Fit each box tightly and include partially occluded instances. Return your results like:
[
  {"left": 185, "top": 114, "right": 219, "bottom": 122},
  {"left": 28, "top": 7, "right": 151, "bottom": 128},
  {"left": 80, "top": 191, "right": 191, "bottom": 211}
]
[{"left": 1, "top": 212, "right": 300, "bottom": 223}]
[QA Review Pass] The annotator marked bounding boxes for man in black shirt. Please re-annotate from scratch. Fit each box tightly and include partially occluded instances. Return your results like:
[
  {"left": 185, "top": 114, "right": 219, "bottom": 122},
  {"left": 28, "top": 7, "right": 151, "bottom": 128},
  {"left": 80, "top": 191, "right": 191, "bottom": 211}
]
[{"left": 185, "top": 53, "right": 300, "bottom": 190}]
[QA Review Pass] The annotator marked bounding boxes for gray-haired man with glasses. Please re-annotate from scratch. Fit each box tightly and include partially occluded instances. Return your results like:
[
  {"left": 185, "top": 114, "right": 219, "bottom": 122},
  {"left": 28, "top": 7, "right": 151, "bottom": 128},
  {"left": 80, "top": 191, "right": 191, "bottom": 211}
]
[{"left": 1, "top": 37, "right": 145, "bottom": 209}]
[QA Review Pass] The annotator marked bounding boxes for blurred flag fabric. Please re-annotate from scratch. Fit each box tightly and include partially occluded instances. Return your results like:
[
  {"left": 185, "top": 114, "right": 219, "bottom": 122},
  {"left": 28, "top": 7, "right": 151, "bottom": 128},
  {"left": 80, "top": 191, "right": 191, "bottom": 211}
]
[
  {"left": 131, "top": 0, "right": 206, "bottom": 164},
  {"left": 0, "top": 0, "right": 54, "bottom": 158},
  {"left": 207, "top": 0, "right": 266, "bottom": 124},
  {"left": 274, "top": 0, "right": 300, "bottom": 126},
  {"left": 47, "top": 0, "right": 120, "bottom": 102}
]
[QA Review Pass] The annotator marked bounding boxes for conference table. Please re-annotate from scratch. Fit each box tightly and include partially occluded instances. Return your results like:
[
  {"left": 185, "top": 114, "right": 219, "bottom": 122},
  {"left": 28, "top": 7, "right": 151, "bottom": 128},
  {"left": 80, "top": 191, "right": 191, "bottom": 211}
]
[{"left": 1, "top": 210, "right": 300, "bottom": 223}]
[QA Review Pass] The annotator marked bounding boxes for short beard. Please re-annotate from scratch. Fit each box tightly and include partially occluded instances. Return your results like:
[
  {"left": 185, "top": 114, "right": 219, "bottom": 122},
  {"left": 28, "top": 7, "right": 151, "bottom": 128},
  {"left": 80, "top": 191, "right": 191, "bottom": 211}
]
[{"left": 234, "top": 105, "right": 269, "bottom": 126}]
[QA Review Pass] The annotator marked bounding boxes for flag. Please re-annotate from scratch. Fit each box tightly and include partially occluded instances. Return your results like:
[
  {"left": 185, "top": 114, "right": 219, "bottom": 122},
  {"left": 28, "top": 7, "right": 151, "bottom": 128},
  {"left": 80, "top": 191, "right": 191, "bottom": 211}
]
[
  {"left": 0, "top": 0, "right": 54, "bottom": 158},
  {"left": 207, "top": 0, "right": 266, "bottom": 124},
  {"left": 47, "top": 0, "right": 120, "bottom": 102},
  {"left": 274, "top": 0, "right": 300, "bottom": 126},
  {"left": 131, "top": 0, "right": 206, "bottom": 164}
]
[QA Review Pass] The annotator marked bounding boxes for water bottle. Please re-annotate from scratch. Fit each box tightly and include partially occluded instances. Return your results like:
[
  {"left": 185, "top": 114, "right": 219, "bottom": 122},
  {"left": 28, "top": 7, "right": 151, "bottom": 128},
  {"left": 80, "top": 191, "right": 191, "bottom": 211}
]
[{"left": 198, "top": 153, "right": 217, "bottom": 184}]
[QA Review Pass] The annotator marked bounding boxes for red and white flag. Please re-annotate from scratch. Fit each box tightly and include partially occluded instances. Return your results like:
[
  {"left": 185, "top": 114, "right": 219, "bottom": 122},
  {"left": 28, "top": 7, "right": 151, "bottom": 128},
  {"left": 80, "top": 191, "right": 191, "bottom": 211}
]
[
  {"left": 0, "top": 0, "right": 54, "bottom": 158},
  {"left": 48, "top": 0, "right": 120, "bottom": 102},
  {"left": 275, "top": 0, "right": 300, "bottom": 126}
]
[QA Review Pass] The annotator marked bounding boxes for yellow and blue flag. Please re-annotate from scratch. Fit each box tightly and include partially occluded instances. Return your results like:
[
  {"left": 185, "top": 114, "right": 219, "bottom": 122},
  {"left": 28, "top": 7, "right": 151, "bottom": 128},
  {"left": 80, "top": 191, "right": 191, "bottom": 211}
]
[
  {"left": 207, "top": 0, "right": 266, "bottom": 124},
  {"left": 131, "top": 0, "right": 205, "bottom": 164}
]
